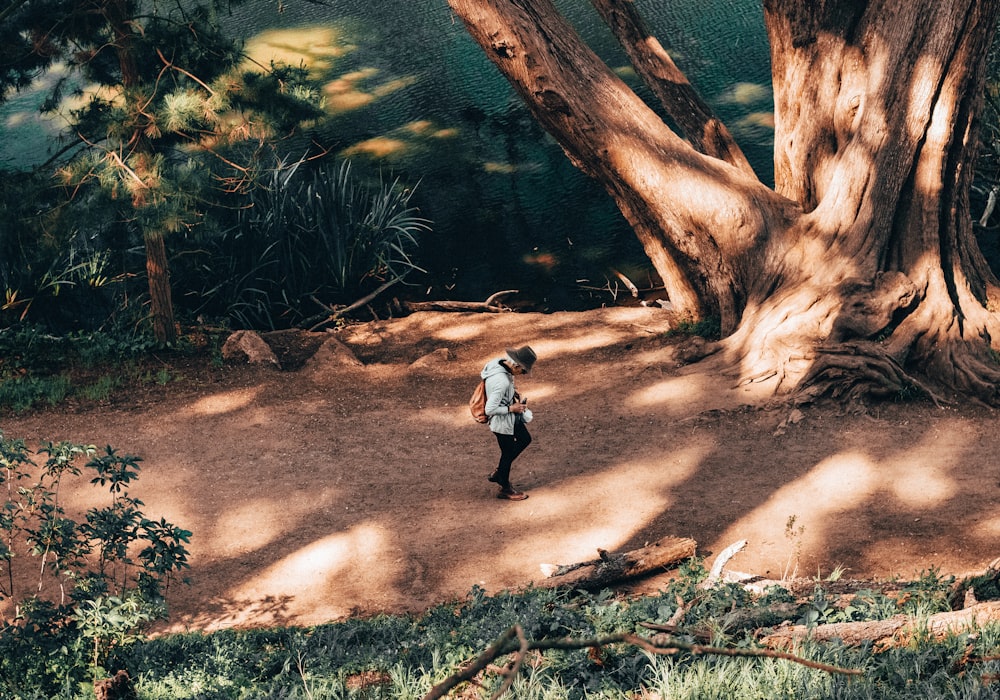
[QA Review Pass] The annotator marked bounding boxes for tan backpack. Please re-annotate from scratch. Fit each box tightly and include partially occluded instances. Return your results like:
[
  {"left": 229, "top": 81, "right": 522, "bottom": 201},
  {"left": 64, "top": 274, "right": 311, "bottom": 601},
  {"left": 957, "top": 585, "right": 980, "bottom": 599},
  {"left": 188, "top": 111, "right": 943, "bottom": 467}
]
[{"left": 469, "top": 379, "right": 489, "bottom": 423}]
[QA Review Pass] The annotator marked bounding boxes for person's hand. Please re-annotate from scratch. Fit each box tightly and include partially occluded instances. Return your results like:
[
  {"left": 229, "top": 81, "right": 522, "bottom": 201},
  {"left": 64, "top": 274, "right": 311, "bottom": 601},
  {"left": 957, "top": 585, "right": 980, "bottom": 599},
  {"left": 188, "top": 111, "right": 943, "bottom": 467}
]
[{"left": 510, "top": 402, "right": 525, "bottom": 414}]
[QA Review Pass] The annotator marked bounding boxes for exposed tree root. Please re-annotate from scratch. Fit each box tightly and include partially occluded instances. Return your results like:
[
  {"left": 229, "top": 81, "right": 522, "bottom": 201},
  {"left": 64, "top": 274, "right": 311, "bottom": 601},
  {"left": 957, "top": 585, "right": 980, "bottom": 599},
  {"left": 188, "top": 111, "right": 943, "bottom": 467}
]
[
  {"left": 793, "top": 341, "right": 947, "bottom": 407},
  {"left": 919, "top": 341, "right": 1000, "bottom": 407}
]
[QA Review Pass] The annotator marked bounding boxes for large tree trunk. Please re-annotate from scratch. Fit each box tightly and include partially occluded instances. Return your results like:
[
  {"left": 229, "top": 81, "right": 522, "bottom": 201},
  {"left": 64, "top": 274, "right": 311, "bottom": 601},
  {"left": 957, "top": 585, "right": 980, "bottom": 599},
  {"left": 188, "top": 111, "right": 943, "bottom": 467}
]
[
  {"left": 447, "top": 0, "right": 1000, "bottom": 405},
  {"left": 731, "top": 0, "right": 1000, "bottom": 402}
]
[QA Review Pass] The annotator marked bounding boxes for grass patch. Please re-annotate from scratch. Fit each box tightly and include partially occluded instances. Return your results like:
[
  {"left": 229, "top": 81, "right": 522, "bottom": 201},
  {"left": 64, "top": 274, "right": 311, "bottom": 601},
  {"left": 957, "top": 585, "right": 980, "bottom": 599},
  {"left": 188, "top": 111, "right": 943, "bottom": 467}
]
[
  {"left": 98, "top": 577, "right": 1000, "bottom": 700},
  {"left": 0, "top": 324, "right": 223, "bottom": 414},
  {"left": 0, "top": 373, "right": 72, "bottom": 412},
  {"left": 77, "top": 374, "right": 120, "bottom": 402}
]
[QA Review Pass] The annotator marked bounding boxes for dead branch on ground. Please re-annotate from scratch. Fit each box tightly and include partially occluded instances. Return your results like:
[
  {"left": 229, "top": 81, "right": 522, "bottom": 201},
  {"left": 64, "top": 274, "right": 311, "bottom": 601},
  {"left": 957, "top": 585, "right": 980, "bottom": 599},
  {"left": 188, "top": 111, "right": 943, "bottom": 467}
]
[
  {"left": 400, "top": 290, "right": 519, "bottom": 313},
  {"left": 307, "top": 278, "right": 403, "bottom": 330},
  {"left": 421, "top": 623, "right": 861, "bottom": 700},
  {"left": 763, "top": 600, "right": 1000, "bottom": 649}
]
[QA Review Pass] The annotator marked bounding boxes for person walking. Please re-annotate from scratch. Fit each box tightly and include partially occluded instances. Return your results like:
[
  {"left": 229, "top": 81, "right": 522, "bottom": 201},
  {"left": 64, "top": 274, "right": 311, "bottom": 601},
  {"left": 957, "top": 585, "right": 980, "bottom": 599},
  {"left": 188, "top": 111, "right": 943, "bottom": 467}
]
[{"left": 482, "top": 345, "right": 537, "bottom": 500}]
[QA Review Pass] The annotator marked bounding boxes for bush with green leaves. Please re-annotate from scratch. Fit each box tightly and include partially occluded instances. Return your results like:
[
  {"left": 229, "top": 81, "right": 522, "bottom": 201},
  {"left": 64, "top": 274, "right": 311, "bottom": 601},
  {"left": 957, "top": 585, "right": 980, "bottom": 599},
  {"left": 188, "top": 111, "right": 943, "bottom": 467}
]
[
  {"left": 186, "top": 157, "right": 430, "bottom": 329},
  {"left": 0, "top": 434, "right": 190, "bottom": 697}
]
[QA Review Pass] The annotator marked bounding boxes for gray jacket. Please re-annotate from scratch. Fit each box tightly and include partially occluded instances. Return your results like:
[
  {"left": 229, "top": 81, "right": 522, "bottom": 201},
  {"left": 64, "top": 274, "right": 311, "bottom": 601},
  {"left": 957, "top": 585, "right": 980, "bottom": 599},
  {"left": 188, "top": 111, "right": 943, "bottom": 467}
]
[{"left": 481, "top": 358, "right": 518, "bottom": 435}]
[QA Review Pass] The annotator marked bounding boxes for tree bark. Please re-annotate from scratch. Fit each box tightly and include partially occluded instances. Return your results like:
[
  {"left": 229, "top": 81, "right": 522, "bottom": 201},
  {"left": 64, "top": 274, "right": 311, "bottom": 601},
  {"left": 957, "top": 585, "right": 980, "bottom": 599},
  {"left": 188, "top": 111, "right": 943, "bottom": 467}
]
[
  {"left": 535, "top": 536, "right": 696, "bottom": 590},
  {"left": 729, "top": 0, "right": 1000, "bottom": 402},
  {"left": 448, "top": 0, "right": 1000, "bottom": 406},
  {"left": 145, "top": 232, "right": 177, "bottom": 344}
]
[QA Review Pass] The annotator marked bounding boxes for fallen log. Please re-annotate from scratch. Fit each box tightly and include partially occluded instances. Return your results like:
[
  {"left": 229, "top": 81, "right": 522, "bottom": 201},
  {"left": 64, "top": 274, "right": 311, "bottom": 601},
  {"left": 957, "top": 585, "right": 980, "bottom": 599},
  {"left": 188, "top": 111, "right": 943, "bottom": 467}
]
[
  {"left": 401, "top": 290, "right": 518, "bottom": 313},
  {"left": 763, "top": 600, "right": 1000, "bottom": 649},
  {"left": 536, "top": 536, "right": 697, "bottom": 590}
]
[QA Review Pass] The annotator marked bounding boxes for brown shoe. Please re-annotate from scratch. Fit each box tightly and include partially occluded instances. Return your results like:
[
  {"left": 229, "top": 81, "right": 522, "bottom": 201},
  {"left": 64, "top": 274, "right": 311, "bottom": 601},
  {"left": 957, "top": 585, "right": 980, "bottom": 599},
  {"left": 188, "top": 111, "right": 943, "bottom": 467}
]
[{"left": 497, "top": 488, "right": 528, "bottom": 501}]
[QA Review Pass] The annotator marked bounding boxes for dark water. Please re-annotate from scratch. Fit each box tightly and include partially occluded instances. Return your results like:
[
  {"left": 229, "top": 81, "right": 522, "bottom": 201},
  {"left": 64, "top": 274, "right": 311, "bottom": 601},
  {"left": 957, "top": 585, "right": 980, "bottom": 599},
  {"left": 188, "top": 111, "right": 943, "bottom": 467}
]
[
  {"left": 2, "top": 1, "right": 773, "bottom": 309},
  {"left": 219, "top": 0, "right": 773, "bottom": 308}
]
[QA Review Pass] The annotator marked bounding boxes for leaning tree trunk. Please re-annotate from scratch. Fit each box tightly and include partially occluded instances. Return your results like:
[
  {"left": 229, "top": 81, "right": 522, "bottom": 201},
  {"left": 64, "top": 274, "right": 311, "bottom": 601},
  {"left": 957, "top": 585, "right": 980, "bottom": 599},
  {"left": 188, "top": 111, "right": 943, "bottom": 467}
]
[
  {"left": 448, "top": 0, "right": 797, "bottom": 332},
  {"left": 448, "top": 0, "right": 1000, "bottom": 405}
]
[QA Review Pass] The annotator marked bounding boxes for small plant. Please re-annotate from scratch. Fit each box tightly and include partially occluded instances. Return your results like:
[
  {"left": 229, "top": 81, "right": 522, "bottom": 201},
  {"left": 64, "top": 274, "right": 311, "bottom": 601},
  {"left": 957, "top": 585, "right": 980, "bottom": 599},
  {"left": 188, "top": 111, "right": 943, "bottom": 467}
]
[
  {"left": 821, "top": 564, "right": 846, "bottom": 582},
  {"left": 665, "top": 316, "right": 722, "bottom": 340},
  {"left": 782, "top": 514, "right": 806, "bottom": 580},
  {"left": 73, "top": 594, "right": 155, "bottom": 680},
  {"left": 894, "top": 381, "right": 927, "bottom": 402}
]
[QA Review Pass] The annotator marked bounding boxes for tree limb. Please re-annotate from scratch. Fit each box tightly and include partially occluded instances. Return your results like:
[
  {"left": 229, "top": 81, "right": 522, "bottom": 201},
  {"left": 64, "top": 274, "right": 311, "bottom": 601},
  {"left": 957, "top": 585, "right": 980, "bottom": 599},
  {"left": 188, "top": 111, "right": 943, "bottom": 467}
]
[
  {"left": 536, "top": 536, "right": 697, "bottom": 590},
  {"left": 589, "top": 0, "right": 756, "bottom": 176},
  {"left": 401, "top": 290, "right": 519, "bottom": 313}
]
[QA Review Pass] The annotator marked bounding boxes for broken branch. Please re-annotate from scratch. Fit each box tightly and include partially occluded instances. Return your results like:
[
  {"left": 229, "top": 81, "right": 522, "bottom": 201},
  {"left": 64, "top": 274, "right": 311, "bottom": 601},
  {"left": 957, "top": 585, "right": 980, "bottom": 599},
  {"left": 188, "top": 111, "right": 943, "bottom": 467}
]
[
  {"left": 763, "top": 600, "right": 1000, "bottom": 649},
  {"left": 307, "top": 278, "right": 403, "bottom": 331}
]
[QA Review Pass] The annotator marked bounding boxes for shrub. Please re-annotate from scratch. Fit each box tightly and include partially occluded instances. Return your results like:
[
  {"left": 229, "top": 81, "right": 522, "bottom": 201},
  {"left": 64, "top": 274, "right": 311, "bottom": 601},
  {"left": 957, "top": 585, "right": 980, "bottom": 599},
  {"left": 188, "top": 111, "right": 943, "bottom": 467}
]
[{"left": 0, "top": 435, "right": 190, "bottom": 697}]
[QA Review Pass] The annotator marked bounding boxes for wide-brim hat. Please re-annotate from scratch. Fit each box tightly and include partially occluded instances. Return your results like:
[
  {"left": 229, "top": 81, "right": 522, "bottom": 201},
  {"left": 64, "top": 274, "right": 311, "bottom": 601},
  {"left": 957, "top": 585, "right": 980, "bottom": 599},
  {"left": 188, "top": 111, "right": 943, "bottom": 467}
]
[{"left": 506, "top": 345, "right": 537, "bottom": 373}]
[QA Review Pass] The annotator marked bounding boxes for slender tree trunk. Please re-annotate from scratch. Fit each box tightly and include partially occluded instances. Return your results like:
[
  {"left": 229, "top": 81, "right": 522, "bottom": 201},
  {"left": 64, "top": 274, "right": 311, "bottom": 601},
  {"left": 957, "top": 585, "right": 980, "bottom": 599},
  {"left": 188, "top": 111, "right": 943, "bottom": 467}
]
[
  {"left": 589, "top": 0, "right": 755, "bottom": 177},
  {"left": 145, "top": 232, "right": 176, "bottom": 344},
  {"left": 449, "top": 0, "right": 1000, "bottom": 405},
  {"left": 107, "top": 0, "right": 178, "bottom": 344}
]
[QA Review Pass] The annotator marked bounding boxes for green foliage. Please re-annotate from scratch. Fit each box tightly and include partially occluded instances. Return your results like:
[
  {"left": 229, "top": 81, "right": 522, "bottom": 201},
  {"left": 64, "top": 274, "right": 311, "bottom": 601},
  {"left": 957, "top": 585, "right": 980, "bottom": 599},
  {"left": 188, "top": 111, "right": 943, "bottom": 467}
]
[
  {"left": 0, "top": 435, "right": 190, "bottom": 696},
  {"left": 0, "top": 169, "right": 145, "bottom": 335},
  {"left": 188, "top": 158, "right": 430, "bottom": 329},
  {"left": 665, "top": 316, "right": 722, "bottom": 340},
  {"left": 0, "top": 373, "right": 72, "bottom": 413},
  {"left": 1, "top": 0, "right": 326, "bottom": 342}
]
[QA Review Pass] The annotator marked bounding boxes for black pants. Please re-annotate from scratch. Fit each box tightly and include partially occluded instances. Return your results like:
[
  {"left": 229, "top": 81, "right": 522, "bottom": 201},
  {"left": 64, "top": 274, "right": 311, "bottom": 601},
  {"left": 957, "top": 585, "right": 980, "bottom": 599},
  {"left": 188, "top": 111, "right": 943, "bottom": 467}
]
[{"left": 493, "top": 421, "right": 532, "bottom": 489}]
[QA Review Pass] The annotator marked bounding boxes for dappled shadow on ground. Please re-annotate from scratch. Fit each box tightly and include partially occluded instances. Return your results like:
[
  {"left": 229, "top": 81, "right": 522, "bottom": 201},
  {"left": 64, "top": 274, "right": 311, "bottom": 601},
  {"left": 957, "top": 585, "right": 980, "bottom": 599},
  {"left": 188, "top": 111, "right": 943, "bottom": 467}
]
[{"left": 3, "top": 308, "right": 998, "bottom": 632}]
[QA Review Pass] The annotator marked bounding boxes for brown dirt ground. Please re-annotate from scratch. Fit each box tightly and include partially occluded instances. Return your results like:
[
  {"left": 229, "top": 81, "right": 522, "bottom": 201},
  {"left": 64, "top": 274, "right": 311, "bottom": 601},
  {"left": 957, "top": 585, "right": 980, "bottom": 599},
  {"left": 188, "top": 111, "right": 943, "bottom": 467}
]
[{"left": 3, "top": 307, "right": 1000, "bottom": 634}]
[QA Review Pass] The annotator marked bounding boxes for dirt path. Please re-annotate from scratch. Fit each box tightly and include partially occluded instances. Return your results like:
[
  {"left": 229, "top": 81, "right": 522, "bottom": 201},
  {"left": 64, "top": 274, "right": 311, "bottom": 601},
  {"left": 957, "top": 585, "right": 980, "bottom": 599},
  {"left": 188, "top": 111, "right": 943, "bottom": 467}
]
[{"left": 3, "top": 307, "right": 999, "bottom": 632}]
